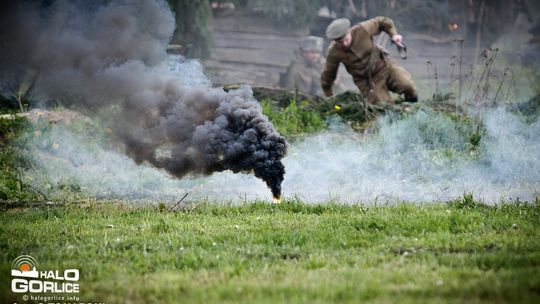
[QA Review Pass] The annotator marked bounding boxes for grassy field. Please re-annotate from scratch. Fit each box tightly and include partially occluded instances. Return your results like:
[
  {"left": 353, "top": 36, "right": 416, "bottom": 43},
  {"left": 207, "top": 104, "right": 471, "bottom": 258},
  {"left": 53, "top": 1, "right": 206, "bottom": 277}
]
[{"left": 1, "top": 198, "right": 539, "bottom": 303}]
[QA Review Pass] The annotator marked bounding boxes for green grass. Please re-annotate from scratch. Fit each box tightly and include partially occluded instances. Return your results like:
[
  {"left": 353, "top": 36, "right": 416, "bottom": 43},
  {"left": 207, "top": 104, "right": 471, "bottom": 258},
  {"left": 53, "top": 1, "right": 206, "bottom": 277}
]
[
  {"left": 261, "top": 99, "right": 326, "bottom": 139},
  {"left": 0, "top": 116, "right": 41, "bottom": 201},
  {"left": 1, "top": 199, "right": 539, "bottom": 303}
]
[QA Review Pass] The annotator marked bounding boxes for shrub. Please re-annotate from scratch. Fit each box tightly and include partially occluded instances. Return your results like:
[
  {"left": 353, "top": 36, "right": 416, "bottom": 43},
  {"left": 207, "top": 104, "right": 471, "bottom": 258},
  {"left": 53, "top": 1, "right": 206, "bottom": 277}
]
[{"left": 261, "top": 98, "right": 325, "bottom": 139}]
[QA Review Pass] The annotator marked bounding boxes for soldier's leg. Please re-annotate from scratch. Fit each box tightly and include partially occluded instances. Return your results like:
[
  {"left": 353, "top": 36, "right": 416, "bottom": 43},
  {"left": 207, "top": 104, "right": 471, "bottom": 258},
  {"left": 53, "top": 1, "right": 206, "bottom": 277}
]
[
  {"left": 386, "top": 62, "right": 418, "bottom": 102},
  {"left": 354, "top": 77, "right": 392, "bottom": 105},
  {"left": 353, "top": 78, "right": 374, "bottom": 103},
  {"left": 371, "top": 69, "right": 393, "bottom": 105}
]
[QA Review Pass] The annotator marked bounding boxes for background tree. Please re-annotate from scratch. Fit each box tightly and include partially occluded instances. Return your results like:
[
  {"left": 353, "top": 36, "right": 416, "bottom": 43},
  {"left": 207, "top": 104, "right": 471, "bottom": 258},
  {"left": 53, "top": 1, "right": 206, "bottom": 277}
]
[{"left": 168, "top": 0, "right": 213, "bottom": 58}]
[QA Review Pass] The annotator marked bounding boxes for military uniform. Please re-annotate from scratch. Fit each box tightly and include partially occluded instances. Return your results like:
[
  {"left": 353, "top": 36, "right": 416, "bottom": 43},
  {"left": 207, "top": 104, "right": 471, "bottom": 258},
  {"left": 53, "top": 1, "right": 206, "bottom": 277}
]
[
  {"left": 284, "top": 36, "right": 327, "bottom": 96},
  {"left": 321, "top": 17, "right": 417, "bottom": 104},
  {"left": 285, "top": 55, "right": 326, "bottom": 96}
]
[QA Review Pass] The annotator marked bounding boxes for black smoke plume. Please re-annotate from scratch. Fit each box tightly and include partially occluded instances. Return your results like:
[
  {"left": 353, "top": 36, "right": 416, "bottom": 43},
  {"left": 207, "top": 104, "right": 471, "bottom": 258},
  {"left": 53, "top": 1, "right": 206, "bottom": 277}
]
[{"left": 0, "top": 0, "right": 287, "bottom": 199}]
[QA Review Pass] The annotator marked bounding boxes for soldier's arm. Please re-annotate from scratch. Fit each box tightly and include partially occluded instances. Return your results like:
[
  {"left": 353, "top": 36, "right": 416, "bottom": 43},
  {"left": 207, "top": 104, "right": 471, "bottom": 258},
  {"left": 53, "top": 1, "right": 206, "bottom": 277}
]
[
  {"left": 359, "top": 16, "right": 398, "bottom": 38},
  {"left": 321, "top": 50, "right": 340, "bottom": 97}
]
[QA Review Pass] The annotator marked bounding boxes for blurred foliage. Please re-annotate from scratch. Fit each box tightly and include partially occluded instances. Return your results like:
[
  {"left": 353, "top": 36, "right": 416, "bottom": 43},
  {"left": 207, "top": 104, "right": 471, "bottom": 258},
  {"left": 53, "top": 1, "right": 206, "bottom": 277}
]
[
  {"left": 0, "top": 68, "right": 38, "bottom": 112},
  {"left": 413, "top": 110, "right": 484, "bottom": 154},
  {"left": 344, "top": 0, "right": 525, "bottom": 44},
  {"left": 244, "top": 0, "right": 324, "bottom": 29},
  {"left": 432, "top": 92, "right": 455, "bottom": 102},
  {"left": 261, "top": 99, "right": 325, "bottom": 139},
  {"left": 0, "top": 116, "right": 41, "bottom": 201},
  {"left": 255, "top": 88, "right": 385, "bottom": 130},
  {"left": 164, "top": 0, "right": 530, "bottom": 58},
  {"left": 218, "top": 0, "right": 323, "bottom": 29},
  {"left": 168, "top": 0, "right": 213, "bottom": 58},
  {"left": 219, "top": 0, "right": 528, "bottom": 42},
  {"left": 0, "top": 109, "right": 111, "bottom": 201},
  {"left": 259, "top": 88, "right": 485, "bottom": 157},
  {"left": 311, "top": 91, "right": 385, "bottom": 130}
]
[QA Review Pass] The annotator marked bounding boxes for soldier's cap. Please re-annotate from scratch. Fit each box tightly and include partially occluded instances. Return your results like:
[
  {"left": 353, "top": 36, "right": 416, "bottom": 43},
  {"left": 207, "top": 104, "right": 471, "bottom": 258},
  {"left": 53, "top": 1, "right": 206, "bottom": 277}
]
[
  {"left": 299, "top": 36, "right": 324, "bottom": 53},
  {"left": 326, "top": 18, "right": 351, "bottom": 40}
]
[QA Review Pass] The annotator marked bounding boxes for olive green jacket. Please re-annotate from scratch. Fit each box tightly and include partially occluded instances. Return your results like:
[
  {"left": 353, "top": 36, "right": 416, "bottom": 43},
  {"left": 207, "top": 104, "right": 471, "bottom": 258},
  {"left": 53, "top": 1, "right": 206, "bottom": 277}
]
[
  {"left": 321, "top": 16, "right": 398, "bottom": 97},
  {"left": 285, "top": 54, "right": 325, "bottom": 96}
]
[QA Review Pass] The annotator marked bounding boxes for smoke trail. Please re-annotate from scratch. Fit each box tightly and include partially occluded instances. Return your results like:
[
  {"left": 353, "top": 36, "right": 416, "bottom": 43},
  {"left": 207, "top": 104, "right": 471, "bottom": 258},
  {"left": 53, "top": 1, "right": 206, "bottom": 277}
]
[
  {"left": 3, "top": 1, "right": 537, "bottom": 204},
  {"left": 281, "top": 108, "right": 540, "bottom": 204},
  {"left": 0, "top": 0, "right": 287, "bottom": 198},
  {"left": 27, "top": 104, "right": 539, "bottom": 204}
]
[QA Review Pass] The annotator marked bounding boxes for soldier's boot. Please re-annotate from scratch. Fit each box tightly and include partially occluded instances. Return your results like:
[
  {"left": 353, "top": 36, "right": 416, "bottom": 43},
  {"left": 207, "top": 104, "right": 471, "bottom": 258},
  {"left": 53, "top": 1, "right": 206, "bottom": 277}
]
[{"left": 404, "top": 89, "right": 418, "bottom": 102}]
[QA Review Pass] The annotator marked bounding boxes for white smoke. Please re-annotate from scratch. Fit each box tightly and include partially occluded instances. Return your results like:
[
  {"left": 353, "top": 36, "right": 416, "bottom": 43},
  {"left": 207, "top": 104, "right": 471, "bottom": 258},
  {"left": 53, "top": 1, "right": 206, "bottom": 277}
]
[
  {"left": 166, "top": 55, "right": 211, "bottom": 88},
  {"left": 9, "top": 0, "right": 538, "bottom": 204},
  {"left": 27, "top": 67, "right": 540, "bottom": 204},
  {"left": 282, "top": 108, "right": 539, "bottom": 204},
  {"left": 24, "top": 55, "right": 273, "bottom": 202}
]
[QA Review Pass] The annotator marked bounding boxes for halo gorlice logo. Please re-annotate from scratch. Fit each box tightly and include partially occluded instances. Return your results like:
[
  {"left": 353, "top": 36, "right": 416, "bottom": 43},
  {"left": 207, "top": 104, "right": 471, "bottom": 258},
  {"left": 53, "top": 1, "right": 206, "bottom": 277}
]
[
  {"left": 11, "top": 255, "right": 80, "bottom": 293},
  {"left": 11, "top": 255, "right": 38, "bottom": 278}
]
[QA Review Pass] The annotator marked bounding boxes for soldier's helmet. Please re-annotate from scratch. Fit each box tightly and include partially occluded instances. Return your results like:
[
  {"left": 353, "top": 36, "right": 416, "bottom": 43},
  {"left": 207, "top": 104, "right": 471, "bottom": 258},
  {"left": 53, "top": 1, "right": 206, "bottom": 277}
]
[
  {"left": 299, "top": 36, "right": 324, "bottom": 53},
  {"left": 325, "top": 18, "right": 351, "bottom": 40}
]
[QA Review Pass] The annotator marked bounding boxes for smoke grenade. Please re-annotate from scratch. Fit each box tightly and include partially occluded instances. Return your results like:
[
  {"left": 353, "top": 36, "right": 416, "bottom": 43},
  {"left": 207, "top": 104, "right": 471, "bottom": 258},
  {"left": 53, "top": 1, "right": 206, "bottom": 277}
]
[
  {"left": 122, "top": 86, "right": 286, "bottom": 199},
  {"left": 0, "top": 0, "right": 287, "bottom": 200}
]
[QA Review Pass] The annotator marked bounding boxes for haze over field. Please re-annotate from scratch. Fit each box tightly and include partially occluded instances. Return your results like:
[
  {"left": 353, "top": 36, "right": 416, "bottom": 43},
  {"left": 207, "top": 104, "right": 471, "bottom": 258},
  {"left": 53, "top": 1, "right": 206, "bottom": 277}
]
[
  {"left": 26, "top": 55, "right": 540, "bottom": 204},
  {"left": 0, "top": 0, "right": 538, "bottom": 204}
]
